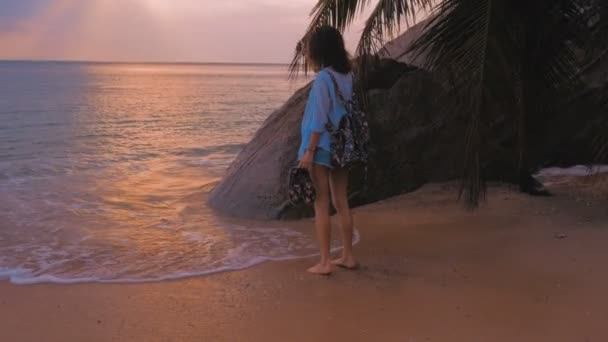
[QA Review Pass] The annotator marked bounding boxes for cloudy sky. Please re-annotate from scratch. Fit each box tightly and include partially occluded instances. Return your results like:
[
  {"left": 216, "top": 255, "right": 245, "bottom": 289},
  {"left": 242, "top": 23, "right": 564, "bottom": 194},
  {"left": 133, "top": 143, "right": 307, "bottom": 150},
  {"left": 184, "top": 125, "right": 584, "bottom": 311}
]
[{"left": 0, "top": 0, "right": 377, "bottom": 63}]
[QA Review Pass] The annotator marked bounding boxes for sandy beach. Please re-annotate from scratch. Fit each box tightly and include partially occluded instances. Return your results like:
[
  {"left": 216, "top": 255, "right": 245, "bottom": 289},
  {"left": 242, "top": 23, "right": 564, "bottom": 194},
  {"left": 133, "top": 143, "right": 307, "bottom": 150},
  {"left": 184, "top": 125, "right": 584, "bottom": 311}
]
[
  {"left": 1, "top": 179, "right": 607, "bottom": 342},
  {"left": 2, "top": 1, "right": 606, "bottom": 340}
]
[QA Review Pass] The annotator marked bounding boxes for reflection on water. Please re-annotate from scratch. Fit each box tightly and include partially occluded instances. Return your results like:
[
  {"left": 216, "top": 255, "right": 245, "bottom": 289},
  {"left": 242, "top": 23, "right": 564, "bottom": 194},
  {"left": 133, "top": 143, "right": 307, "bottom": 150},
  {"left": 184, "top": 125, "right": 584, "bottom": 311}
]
[{"left": 0, "top": 62, "right": 334, "bottom": 284}]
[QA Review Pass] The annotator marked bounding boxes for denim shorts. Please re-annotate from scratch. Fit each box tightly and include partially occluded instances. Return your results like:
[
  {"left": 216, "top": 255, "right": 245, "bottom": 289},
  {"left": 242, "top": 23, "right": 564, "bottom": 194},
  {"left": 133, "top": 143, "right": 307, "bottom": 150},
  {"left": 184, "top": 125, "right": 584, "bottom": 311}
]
[{"left": 313, "top": 148, "right": 333, "bottom": 169}]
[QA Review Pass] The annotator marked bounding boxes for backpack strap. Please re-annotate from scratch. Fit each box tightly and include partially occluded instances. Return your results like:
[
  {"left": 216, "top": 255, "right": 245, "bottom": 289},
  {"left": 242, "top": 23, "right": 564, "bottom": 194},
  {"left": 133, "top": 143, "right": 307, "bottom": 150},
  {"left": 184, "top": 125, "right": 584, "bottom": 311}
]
[
  {"left": 325, "top": 69, "right": 348, "bottom": 107},
  {"left": 323, "top": 69, "right": 354, "bottom": 132}
]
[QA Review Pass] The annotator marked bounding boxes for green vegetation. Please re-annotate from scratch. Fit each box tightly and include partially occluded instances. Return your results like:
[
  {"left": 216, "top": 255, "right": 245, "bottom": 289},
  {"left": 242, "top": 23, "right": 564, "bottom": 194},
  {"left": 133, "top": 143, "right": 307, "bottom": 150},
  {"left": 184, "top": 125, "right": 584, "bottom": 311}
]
[{"left": 292, "top": 0, "right": 608, "bottom": 206}]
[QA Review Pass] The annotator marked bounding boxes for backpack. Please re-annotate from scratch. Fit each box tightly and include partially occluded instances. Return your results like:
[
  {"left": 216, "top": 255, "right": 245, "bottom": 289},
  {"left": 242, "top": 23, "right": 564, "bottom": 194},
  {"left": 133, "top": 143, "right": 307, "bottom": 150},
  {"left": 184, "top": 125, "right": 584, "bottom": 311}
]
[{"left": 325, "top": 71, "right": 370, "bottom": 170}]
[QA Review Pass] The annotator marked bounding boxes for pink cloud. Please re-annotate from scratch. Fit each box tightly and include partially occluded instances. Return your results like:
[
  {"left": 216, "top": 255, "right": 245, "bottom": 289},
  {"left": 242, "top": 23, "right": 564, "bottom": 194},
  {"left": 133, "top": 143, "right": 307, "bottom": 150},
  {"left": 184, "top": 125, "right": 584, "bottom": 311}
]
[{"left": 0, "top": 0, "right": 371, "bottom": 63}]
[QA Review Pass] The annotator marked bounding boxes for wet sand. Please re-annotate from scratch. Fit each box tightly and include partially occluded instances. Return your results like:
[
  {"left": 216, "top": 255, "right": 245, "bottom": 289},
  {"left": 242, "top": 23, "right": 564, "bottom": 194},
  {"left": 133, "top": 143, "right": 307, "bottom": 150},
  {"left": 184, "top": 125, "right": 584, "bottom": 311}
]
[{"left": 1, "top": 181, "right": 607, "bottom": 342}]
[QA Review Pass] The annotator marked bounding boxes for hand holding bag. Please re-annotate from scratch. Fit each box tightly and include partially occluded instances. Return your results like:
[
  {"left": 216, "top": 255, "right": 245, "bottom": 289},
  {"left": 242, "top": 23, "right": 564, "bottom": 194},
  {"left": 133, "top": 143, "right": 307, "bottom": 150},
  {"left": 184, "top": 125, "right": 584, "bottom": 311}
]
[{"left": 288, "top": 167, "right": 316, "bottom": 205}]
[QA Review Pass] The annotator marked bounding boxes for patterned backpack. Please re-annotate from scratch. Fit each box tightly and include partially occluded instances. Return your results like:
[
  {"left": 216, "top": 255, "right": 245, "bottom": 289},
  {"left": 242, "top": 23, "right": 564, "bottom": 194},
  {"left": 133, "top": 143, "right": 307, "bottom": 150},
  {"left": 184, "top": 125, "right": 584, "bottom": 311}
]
[{"left": 325, "top": 71, "right": 370, "bottom": 170}]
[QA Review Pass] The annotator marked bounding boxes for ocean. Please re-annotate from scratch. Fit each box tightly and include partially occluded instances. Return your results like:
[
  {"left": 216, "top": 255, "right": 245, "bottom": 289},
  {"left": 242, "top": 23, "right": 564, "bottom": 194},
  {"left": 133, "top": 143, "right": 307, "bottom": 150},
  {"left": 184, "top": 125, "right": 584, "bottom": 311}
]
[{"left": 0, "top": 61, "right": 349, "bottom": 284}]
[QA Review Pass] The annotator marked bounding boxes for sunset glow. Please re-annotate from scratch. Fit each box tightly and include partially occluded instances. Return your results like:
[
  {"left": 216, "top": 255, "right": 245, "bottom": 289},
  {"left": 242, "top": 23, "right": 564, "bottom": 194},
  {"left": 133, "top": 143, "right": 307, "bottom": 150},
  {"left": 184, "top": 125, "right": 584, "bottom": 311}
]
[{"left": 0, "top": 0, "right": 368, "bottom": 63}]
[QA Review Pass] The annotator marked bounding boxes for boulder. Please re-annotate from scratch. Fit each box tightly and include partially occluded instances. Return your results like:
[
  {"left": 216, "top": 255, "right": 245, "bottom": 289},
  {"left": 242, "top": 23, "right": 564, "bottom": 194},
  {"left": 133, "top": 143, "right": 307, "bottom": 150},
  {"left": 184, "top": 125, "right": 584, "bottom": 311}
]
[
  {"left": 208, "top": 83, "right": 313, "bottom": 220},
  {"left": 209, "top": 21, "right": 608, "bottom": 219},
  {"left": 209, "top": 60, "right": 464, "bottom": 219},
  {"left": 379, "top": 17, "right": 431, "bottom": 68}
]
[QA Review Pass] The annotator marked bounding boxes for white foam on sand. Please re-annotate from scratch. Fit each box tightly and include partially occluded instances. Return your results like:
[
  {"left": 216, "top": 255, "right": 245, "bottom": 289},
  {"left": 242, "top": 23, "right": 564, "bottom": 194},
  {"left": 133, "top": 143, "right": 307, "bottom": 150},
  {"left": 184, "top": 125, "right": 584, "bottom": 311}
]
[
  {"left": 536, "top": 165, "right": 608, "bottom": 178},
  {"left": 0, "top": 228, "right": 361, "bottom": 285}
]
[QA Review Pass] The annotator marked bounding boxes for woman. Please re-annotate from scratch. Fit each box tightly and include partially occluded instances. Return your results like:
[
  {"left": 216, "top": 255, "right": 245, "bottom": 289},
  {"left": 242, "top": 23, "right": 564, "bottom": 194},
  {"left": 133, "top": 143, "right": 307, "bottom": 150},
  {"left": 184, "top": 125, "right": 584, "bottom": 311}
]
[{"left": 297, "top": 25, "right": 358, "bottom": 275}]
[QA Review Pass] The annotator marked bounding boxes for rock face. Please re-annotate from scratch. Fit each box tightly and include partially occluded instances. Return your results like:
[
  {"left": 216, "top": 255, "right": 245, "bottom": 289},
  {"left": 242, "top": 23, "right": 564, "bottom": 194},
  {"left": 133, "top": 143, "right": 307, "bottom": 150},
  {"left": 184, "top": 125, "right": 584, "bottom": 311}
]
[
  {"left": 209, "top": 60, "right": 463, "bottom": 219},
  {"left": 210, "top": 22, "right": 608, "bottom": 220},
  {"left": 209, "top": 57, "right": 606, "bottom": 220},
  {"left": 208, "top": 83, "right": 313, "bottom": 220},
  {"left": 379, "top": 18, "right": 431, "bottom": 68},
  {"left": 207, "top": 23, "right": 441, "bottom": 213}
]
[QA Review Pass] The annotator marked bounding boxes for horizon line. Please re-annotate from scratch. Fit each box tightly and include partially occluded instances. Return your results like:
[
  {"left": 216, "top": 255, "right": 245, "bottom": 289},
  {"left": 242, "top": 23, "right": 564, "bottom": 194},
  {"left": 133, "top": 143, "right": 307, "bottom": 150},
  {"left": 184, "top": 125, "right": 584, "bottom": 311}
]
[{"left": 0, "top": 58, "right": 291, "bottom": 66}]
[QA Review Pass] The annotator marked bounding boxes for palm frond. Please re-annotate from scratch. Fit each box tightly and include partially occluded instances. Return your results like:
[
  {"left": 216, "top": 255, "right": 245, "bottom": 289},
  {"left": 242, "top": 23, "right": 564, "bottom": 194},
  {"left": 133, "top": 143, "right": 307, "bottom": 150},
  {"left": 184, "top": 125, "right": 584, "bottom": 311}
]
[
  {"left": 601, "top": 1, "right": 608, "bottom": 40},
  {"left": 592, "top": 82, "right": 608, "bottom": 164},
  {"left": 591, "top": 0, "right": 608, "bottom": 47},
  {"left": 594, "top": 0, "right": 608, "bottom": 165},
  {"left": 293, "top": 0, "right": 603, "bottom": 204},
  {"left": 410, "top": 0, "right": 510, "bottom": 207},
  {"left": 290, "top": 0, "right": 434, "bottom": 78},
  {"left": 515, "top": 0, "right": 591, "bottom": 180},
  {"left": 355, "top": 0, "right": 435, "bottom": 68},
  {"left": 408, "top": 0, "right": 593, "bottom": 206},
  {"left": 289, "top": 0, "right": 370, "bottom": 77},
  {"left": 352, "top": 0, "right": 435, "bottom": 108}
]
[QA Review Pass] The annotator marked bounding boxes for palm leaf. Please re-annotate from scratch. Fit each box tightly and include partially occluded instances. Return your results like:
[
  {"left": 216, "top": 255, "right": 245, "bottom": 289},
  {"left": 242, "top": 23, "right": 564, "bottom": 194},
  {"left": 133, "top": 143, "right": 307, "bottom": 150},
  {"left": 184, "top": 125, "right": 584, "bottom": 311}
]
[
  {"left": 289, "top": 0, "right": 369, "bottom": 77},
  {"left": 290, "top": 0, "right": 434, "bottom": 78},
  {"left": 582, "top": 1, "right": 608, "bottom": 79},
  {"left": 592, "top": 0, "right": 608, "bottom": 46},
  {"left": 293, "top": 0, "right": 602, "bottom": 204},
  {"left": 409, "top": 0, "right": 591, "bottom": 206},
  {"left": 410, "top": 0, "right": 510, "bottom": 207},
  {"left": 592, "top": 1, "right": 608, "bottom": 164},
  {"left": 513, "top": 1, "right": 588, "bottom": 189},
  {"left": 355, "top": 0, "right": 435, "bottom": 72}
]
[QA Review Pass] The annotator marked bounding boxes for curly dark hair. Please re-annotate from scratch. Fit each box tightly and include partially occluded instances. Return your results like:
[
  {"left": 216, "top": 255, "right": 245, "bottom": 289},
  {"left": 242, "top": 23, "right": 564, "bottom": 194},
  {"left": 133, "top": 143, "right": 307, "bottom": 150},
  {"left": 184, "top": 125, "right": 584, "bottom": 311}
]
[{"left": 307, "top": 25, "right": 352, "bottom": 74}]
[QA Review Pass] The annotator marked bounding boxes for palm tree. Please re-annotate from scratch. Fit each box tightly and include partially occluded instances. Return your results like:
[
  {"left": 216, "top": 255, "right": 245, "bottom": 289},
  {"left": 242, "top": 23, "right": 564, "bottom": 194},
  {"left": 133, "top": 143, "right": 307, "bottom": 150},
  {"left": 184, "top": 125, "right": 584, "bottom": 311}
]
[
  {"left": 291, "top": 0, "right": 607, "bottom": 207},
  {"left": 290, "top": 1, "right": 436, "bottom": 75}
]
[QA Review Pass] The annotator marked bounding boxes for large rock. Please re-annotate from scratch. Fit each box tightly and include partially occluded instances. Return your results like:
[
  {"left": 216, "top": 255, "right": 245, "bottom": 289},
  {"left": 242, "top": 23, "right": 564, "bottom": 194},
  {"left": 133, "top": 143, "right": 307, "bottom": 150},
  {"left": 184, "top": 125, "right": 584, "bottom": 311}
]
[
  {"left": 209, "top": 60, "right": 463, "bottom": 219},
  {"left": 208, "top": 83, "right": 313, "bottom": 220},
  {"left": 379, "top": 18, "right": 431, "bottom": 68},
  {"left": 210, "top": 21, "right": 608, "bottom": 219}
]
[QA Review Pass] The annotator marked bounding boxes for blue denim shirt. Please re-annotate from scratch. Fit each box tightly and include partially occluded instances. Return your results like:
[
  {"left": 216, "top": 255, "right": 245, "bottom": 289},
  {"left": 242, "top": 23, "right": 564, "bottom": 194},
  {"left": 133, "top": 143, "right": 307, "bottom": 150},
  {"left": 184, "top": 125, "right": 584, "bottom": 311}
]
[{"left": 297, "top": 68, "right": 353, "bottom": 161}]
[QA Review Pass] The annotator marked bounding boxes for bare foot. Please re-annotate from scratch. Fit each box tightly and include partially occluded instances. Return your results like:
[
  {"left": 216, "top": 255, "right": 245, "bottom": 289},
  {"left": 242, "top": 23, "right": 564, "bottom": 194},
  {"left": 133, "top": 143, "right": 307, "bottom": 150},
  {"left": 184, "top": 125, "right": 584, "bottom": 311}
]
[
  {"left": 331, "top": 256, "right": 359, "bottom": 270},
  {"left": 307, "top": 263, "right": 333, "bottom": 275}
]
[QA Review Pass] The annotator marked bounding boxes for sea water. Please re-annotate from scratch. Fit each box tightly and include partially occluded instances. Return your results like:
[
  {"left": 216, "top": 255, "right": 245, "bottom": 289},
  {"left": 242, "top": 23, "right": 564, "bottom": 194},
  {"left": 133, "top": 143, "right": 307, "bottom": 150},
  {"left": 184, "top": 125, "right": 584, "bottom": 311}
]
[{"left": 0, "top": 61, "right": 354, "bottom": 284}]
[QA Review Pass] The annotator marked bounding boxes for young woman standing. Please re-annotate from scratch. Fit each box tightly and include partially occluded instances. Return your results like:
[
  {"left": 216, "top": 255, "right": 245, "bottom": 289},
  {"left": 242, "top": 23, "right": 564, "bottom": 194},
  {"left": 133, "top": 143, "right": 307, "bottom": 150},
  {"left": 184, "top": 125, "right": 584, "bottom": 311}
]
[{"left": 297, "top": 25, "right": 358, "bottom": 275}]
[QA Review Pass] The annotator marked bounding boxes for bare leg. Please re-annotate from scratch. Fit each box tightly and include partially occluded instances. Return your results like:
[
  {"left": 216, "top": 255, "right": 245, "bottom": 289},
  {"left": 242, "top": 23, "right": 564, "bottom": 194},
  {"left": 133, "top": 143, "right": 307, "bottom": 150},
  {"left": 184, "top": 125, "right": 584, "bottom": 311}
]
[
  {"left": 329, "top": 168, "right": 358, "bottom": 269},
  {"left": 307, "top": 164, "right": 333, "bottom": 275}
]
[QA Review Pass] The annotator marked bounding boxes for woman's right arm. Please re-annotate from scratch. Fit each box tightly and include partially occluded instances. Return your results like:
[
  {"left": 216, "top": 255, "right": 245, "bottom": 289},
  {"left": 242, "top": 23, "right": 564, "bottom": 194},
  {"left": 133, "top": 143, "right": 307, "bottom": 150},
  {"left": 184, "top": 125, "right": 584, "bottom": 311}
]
[{"left": 298, "top": 132, "right": 321, "bottom": 171}]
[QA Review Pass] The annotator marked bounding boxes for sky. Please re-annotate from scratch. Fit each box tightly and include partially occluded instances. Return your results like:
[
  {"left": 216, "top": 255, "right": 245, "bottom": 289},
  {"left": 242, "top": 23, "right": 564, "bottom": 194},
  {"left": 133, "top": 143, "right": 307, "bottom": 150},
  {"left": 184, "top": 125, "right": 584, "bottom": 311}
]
[{"left": 0, "top": 0, "right": 377, "bottom": 63}]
